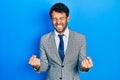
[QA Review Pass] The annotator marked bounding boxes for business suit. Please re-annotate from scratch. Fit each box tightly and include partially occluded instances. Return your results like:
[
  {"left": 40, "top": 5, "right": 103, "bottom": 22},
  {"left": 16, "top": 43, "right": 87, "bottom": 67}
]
[{"left": 38, "top": 29, "right": 86, "bottom": 80}]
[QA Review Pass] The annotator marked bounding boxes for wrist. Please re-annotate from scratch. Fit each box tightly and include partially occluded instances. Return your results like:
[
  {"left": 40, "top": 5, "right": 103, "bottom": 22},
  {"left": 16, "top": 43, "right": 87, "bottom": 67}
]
[{"left": 32, "top": 65, "right": 40, "bottom": 71}]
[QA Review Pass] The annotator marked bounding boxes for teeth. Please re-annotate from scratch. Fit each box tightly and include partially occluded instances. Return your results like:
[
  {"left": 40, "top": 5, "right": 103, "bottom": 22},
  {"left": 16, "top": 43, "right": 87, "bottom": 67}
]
[{"left": 57, "top": 25, "right": 62, "bottom": 28}]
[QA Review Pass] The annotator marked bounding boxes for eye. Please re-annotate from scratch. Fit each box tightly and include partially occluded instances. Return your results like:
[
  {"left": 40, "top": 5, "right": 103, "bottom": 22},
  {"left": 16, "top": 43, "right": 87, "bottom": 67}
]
[
  {"left": 60, "top": 17, "right": 65, "bottom": 20},
  {"left": 52, "top": 18, "right": 57, "bottom": 21}
]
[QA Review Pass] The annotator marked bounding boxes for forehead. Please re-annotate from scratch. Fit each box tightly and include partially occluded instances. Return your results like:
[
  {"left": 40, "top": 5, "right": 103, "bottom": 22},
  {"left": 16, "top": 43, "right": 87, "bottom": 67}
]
[{"left": 51, "top": 11, "right": 66, "bottom": 18}]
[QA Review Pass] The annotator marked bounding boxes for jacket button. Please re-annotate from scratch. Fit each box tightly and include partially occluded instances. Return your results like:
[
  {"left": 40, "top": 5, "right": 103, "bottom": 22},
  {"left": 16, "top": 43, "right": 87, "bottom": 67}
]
[
  {"left": 61, "top": 65, "right": 64, "bottom": 68},
  {"left": 59, "top": 77, "right": 62, "bottom": 79}
]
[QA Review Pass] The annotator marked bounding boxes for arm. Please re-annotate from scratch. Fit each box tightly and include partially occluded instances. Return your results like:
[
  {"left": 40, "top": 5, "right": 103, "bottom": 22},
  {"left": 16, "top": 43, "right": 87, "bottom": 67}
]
[
  {"left": 78, "top": 36, "right": 87, "bottom": 70},
  {"left": 28, "top": 37, "right": 49, "bottom": 72},
  {"left": 37, "top": 37, "right": 49, "bottom": 72},
  {"left": 78, "top": 36, "right": 93, "bottom": 72}
]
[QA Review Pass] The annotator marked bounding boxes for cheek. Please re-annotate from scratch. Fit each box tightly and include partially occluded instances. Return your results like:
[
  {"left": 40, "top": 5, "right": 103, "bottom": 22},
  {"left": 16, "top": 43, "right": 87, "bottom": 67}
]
[
  {"left": 62, "top": 21, "right": 67, "bottom": 25},
  {"left": 52, "top": 21, "right": 57, "bottom": 24}
]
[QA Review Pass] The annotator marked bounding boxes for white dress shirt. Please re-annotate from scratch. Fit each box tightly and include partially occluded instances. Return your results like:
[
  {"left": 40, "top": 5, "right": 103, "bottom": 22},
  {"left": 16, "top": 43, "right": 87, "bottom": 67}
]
[{"left": 54, "top": 27, "right": 69, "bottom": 54}]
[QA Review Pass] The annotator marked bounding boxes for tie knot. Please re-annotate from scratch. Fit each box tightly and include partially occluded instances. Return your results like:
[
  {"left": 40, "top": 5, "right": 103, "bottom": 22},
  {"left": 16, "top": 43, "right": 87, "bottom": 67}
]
[{"left": 58, "top": 34, "right": 64, "bottom": 39}]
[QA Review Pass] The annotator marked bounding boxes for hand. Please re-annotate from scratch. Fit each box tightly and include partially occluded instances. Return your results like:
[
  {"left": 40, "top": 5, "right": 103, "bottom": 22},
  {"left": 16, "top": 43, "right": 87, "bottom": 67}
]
[
  {"left": 28, "top": 55, "right": 40, "bottom": 68},
  {"left": 81, "top": 57, "right": 93, "bottom": 72}
]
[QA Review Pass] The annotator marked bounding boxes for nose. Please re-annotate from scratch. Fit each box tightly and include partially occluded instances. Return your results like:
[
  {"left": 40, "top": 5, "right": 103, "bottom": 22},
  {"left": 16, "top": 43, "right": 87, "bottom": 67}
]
[{"left": 56, "top": 19, "right": 61, "bottom": 25}]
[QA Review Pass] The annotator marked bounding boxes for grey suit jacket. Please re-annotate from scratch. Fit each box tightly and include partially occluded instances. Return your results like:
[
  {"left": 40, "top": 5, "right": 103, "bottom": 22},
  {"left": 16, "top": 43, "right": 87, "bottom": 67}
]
[{"left": 37, "top": 30, "right": 86, "bottom": 80}]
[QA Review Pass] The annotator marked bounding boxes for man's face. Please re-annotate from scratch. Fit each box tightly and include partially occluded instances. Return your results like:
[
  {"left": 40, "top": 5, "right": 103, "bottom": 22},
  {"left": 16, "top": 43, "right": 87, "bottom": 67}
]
[{"left": 51, "top": 11, "right": 70, "bottom": 34}]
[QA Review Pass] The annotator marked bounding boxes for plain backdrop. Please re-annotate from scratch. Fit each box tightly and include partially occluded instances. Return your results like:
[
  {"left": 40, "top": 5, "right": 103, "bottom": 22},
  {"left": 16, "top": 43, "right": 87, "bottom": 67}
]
[{"left": 0, "top": 0, "right": 120, "bottom": 80}]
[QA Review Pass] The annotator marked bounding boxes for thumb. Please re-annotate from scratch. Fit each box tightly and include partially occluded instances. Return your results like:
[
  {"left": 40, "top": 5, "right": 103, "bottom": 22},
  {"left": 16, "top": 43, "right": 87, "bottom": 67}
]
[{"left": 32, "top": 55, "right": 37, "bottom": 58}]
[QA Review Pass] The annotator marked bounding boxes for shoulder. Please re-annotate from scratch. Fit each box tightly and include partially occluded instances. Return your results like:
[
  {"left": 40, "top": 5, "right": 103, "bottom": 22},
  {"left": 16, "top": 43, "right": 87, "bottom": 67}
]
[
  {"left": 40, "top": 31, "right": 54, "bottom": 42},
  {"left": 70, "top": 30, "right": 85, "bottom": 39}
]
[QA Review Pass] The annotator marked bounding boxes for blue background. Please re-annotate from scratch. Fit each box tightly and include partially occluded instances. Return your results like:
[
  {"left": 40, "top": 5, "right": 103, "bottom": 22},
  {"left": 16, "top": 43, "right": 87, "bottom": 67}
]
[{"left": 0, "top": 0, "right": 120, "bottom": 80}]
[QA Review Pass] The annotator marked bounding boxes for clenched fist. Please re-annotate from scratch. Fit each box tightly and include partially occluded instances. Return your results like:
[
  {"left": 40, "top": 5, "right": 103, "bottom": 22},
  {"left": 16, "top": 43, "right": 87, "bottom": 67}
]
[
  {"left": 28, "top": 55, "right": 40, "bottom": 69},
  {"left": 81, "top": 57, "right": 93, "bottom": 72}
]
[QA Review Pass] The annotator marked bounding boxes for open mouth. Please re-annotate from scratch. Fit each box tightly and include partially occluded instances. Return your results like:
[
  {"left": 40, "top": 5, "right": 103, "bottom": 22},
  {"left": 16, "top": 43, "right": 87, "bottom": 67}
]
[{"left": 57, "top": 25, "right": 62, "bottom": 28}]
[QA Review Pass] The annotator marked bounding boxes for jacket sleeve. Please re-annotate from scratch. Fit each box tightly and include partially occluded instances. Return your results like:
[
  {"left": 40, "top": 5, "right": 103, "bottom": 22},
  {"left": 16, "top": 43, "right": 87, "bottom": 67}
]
[
  {"left": 78, "top": 35, "right": 87, "bottom": 71},
  {"left": 35, "top": 37, "right": 49, "bottom": 72}
]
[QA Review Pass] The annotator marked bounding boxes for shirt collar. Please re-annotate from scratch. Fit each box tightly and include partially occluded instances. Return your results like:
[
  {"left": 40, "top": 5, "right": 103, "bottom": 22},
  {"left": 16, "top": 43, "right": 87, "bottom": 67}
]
[{"left": 54, "top": 27, "right": 69, "bottom": 38}]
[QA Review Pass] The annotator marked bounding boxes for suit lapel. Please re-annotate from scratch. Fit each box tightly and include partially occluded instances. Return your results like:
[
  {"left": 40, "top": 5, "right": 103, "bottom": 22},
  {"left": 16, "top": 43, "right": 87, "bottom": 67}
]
[
  {"left": 63, "top": 30, "right": 73, "bottom": 64},
  {"left": 50, "top": 32, "right": 62, "bottom": 63},
  {"left": 50, "top": 31, "right": 74, "bottom": 64}
]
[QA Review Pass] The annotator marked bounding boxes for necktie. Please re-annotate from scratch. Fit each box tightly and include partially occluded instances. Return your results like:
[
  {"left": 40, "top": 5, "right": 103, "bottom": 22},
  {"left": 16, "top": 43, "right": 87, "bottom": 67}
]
[{"left": 58, "top": 34, "right": 64, "bottom": 62}]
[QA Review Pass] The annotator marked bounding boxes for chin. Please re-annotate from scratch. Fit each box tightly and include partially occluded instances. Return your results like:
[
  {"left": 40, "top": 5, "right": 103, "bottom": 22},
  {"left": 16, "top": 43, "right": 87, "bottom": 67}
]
[{"left": 56, "top": 30, "right": 62, "bottom": 33}]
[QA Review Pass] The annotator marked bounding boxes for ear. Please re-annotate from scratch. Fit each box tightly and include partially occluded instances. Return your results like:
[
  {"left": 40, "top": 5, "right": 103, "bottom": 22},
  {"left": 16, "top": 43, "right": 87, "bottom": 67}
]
[{"left": 67, "top": 16, "right": 70, "bottom": 22}]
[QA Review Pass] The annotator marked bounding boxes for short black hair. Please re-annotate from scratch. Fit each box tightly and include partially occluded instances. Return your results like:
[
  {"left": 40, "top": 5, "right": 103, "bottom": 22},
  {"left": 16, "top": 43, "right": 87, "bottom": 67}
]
[{"left": 49, "top": 2, "right": 69, "bottom": 18}]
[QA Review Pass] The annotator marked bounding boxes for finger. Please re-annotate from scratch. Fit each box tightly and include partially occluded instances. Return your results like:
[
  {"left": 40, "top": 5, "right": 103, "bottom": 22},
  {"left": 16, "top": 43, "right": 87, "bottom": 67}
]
[
  {"left": 33, "top": 59, "right": 40, "bottom": 66},
  {"left": 29, "top": 57, "right": 33, "bottom": 65},
  {"left": 87, "top": 57, "right": 93, "bottom": 67},
  {"left": 81, "top": 60, "right": 90, "bottom": 72},
  {"left": 29, "top": 55, "right": 35, "bottom": 63},
  {"left": 81, "top": 60, "right": 87, "bottom": 68},
  {"left": 82, "top": 57, "right": 92, "bottom": 68},
  {"left": 29, "top": 57, "right": 36, "bottom": 65},
  {"left": 84, "top": 59, "right": 91, "bottom": 68},
  {"left": 31, "top": 59, "right": 38, "bottom": 66},
  {"left": 29, "top": 60, "right": 34, "bottom": 66}
]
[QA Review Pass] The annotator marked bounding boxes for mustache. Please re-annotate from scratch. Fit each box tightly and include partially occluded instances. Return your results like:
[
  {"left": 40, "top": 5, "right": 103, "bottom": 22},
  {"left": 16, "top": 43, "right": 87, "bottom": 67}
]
[{"left": 55, "top": 24, "right": 63, "bottom": 27}]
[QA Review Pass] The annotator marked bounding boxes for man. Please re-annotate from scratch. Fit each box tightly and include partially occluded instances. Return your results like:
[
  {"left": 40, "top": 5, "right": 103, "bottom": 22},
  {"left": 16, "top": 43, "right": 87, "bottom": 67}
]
[{"left": 29, "top": 2, "right": 93, "bottom": 80}]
